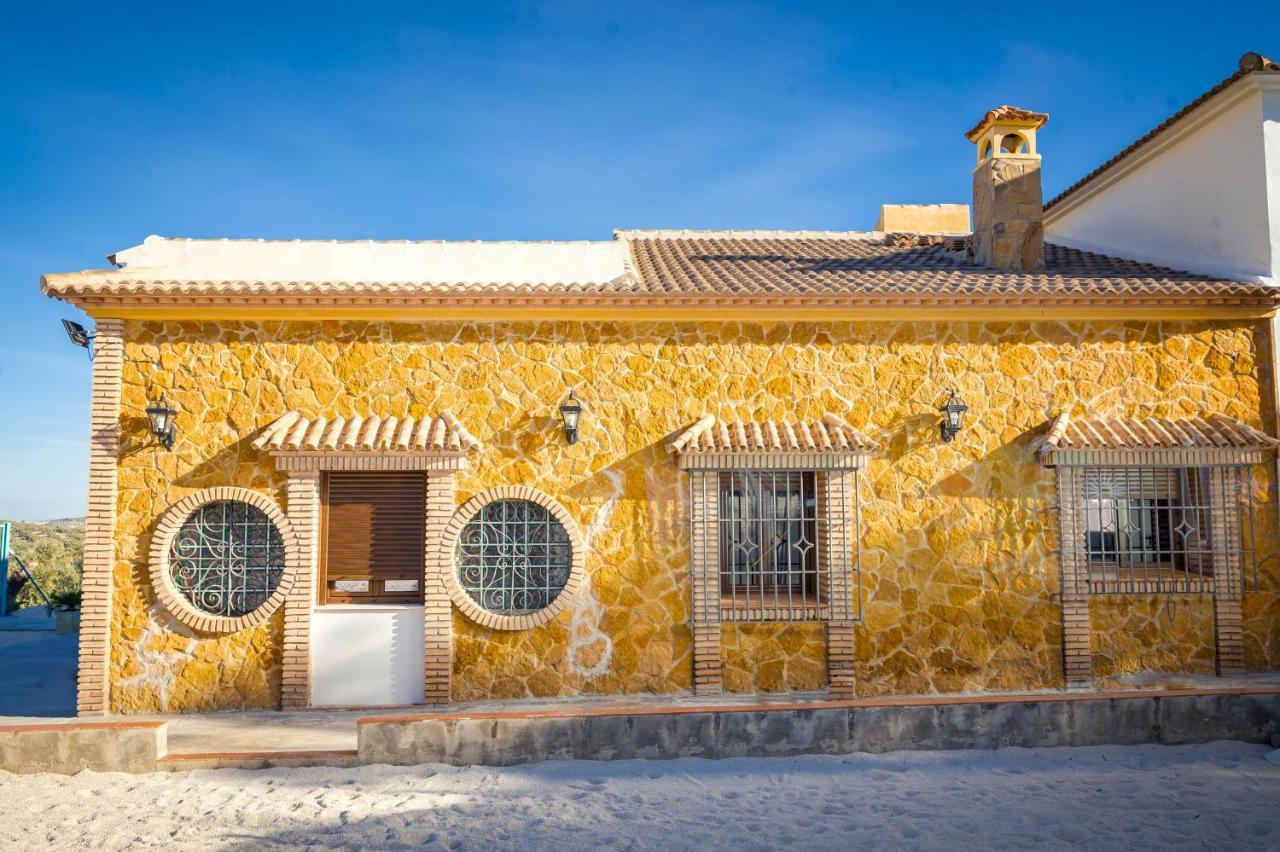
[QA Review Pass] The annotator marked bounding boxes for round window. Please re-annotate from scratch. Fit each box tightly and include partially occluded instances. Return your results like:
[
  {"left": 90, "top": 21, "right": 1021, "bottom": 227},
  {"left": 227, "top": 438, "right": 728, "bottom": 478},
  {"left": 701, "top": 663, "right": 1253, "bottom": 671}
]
[
  {"left": 443, "top": 487, "right": 584, "bottom": 630},
  {"left": 150, "top": 488, "right": 296, "bottom": 633},
  {"left": 169, "top": 500, "right": 286, "bottom": 617},
  {"left": 457, "top": 499, "right": 572, "bottom": 614}
]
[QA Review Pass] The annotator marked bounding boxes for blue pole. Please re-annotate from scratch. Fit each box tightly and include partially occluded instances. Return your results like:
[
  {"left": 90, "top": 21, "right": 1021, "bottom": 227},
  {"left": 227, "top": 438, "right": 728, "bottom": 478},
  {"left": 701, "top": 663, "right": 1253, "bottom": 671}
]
[{"left": 0, "top": 522, "right": 9, "bottom": 617}]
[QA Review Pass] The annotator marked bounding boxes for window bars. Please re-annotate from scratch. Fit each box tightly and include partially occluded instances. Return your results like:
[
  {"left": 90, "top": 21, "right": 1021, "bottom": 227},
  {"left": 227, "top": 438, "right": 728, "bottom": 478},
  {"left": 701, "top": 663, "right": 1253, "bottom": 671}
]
[
  {"left": 169, "top": 500, "right": 286, "bottom": 617},
  {"left": 456, "top": 498, "right": 573, "bottom": 615},
  {"left": 1063, "top": 465, "right": 1259, "bottom": 596},
  {"left": 694, "top": 469, "right": 860, "bottom": 623}
]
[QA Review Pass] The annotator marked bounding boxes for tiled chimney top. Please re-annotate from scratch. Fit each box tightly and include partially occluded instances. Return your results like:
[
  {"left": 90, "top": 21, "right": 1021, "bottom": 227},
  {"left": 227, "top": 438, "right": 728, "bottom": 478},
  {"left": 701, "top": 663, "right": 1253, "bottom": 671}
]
[{"left": 964, "top": 105, "right": 1049, "bottom": 143}]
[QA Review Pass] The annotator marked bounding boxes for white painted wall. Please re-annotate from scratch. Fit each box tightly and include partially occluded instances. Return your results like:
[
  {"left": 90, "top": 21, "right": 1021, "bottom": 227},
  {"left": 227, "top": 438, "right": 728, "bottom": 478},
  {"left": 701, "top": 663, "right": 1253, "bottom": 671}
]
[
  {"left": 1263, "top": 83, "right": 1280, "bottom": 283},
  {"left": 1046, "top": 77, "right": 1280, "bottom": 284},
  {"left": 311, "top": 606, "right": 425, "bottom": 707}
]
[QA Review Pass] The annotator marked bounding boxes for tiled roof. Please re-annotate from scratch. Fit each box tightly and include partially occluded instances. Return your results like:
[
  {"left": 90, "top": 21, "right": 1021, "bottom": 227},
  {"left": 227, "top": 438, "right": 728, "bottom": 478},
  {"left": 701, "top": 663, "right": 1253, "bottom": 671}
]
[
  {"left": 621, "top": 232, "right": 1276, "bottom": 305},
  {"left": 1045, "top": 52, "right": 1280, "bottom": 213},
  {"left": 668, "top": 414, "right": 878, "bottom": 455},
  {"left": 1040, "top": 412, "right": 1278, "bottom": 454},
  {"left": 252, "top": 410, "right": 481, "bottom": 453},
  {"left": 41, "top": 231, "right": 1279, "bottom": 310},
  {"left": 964, "top": 105, "right": 1049, "bottom": 142}
]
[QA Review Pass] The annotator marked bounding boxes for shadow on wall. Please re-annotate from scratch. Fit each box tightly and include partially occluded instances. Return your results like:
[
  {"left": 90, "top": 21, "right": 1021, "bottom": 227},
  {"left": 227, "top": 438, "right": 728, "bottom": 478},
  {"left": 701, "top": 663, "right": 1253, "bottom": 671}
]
[{"left": 852, "top": 412, "right": 1062, "bottom": 694}]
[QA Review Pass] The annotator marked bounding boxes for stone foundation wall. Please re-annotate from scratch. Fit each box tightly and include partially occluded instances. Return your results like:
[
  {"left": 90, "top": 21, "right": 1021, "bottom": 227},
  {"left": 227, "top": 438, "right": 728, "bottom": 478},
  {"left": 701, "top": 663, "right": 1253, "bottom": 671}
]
[
  {"left": 355, "top": 690, "right": 1280, "bottom": 766},
  {"left": 109, "top": 318, "right": 1279, "bottom": 711}
]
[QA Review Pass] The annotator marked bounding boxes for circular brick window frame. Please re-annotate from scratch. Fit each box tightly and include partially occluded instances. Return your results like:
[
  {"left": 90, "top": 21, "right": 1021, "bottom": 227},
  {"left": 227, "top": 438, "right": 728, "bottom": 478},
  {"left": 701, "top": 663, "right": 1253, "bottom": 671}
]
[
  {"left": 441, "top": 485, "right": 584, "bottom": 631},
  {"left": 149, "top": 486, "right": 298, "bottom": 634}
]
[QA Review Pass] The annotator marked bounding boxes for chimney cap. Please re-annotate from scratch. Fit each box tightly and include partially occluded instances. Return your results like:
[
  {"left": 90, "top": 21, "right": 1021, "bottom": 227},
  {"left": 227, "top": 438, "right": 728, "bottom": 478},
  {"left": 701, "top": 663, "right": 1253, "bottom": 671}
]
[{"left": 964, "top": 105, "right": 1049, "bottom": 142}]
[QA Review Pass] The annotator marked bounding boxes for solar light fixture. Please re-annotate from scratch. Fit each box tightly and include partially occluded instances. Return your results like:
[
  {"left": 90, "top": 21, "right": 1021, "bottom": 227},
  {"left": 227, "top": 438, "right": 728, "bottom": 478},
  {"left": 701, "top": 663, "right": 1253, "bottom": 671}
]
[
  {"left": 145, "top": 393, "right": 178, "bottom": 450},
  {"left": 62, "top": 319, "right": 94, "bottom": 359},
  {"left": 939, "top": 389, "right": 969, "bottom": 443},
  {"left": 558, "top": 389, "right": 583, "bottom": 445}
]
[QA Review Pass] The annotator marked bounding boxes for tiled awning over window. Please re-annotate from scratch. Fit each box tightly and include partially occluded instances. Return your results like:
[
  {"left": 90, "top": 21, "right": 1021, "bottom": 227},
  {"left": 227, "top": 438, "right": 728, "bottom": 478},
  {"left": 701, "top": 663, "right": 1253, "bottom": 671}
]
[
  {"left": 253, "top": 410, "right": 482, "bottom": 454},
  {"left": 668, "top": 414, "right": 877, "bottom": 470},
  {"left": 1038, "top": 412, "right": 1278, "bottom": 466}
]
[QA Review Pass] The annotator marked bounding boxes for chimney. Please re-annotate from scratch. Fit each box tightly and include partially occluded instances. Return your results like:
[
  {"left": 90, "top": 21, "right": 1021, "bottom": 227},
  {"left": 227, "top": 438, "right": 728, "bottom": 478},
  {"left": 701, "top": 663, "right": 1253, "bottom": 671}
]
[
  {"left": 875, "top": 204, "right": 970, "bottom": 234},
  {"left": 964, "top": 106, "right": 1049, "bottom": 271}
]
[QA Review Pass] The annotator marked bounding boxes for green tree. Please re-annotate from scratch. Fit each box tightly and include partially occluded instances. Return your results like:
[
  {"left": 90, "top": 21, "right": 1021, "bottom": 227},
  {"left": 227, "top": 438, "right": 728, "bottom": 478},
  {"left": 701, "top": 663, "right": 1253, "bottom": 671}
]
[{"left": 3, "top": 519, "right": 84, "bottom": 613}]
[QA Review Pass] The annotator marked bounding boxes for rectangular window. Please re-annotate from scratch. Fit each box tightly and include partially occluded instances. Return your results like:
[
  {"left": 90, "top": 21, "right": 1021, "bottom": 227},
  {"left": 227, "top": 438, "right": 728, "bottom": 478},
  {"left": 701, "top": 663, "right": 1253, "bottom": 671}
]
[
  {"left": 321, "top": 471, "right": 425, "bottom": 605},
  {"left": 716, "top": 470, "right": 854, "bottom": 621},
  {"left": 1080, "top": 467, "right": 1215, "bottom": 593}
]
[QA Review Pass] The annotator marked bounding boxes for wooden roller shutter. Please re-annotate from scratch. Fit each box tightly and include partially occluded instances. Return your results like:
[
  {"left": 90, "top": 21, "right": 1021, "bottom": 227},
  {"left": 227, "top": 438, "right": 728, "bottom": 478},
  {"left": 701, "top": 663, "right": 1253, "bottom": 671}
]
[{"left": 321, "top": 471, "right": 425, "bottom": 604}]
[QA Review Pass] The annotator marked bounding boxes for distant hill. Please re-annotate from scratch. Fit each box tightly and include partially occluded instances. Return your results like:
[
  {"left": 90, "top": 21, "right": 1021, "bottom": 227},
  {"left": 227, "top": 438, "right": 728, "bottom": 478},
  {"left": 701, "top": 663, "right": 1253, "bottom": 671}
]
[
  {"left": 3, "top": 518, "right": 84, "bottom": 612},
  {"left": 39, "top": 518, "right": 86, "bottom": 528}
]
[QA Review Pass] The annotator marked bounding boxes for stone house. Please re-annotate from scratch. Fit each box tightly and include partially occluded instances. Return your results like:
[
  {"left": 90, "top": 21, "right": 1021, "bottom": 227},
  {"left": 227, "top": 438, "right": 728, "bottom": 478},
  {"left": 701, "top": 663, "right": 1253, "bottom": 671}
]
[{"left": 43, "top": 55, "right": 1280, "bottom": 715}]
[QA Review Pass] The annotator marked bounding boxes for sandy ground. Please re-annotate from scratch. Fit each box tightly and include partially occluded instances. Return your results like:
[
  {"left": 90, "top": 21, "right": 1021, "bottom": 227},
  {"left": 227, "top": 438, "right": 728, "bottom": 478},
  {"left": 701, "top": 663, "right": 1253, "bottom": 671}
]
[{"left": 2, "top": 742, "right": 1278, "bottom": 851}]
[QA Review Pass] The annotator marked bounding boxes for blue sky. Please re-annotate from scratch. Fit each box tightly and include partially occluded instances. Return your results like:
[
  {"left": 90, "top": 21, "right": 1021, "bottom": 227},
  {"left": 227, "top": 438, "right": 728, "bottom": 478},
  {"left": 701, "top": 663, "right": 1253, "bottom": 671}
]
[{"left": 1, "top": 1, "right": 1276, "bottom": 520}]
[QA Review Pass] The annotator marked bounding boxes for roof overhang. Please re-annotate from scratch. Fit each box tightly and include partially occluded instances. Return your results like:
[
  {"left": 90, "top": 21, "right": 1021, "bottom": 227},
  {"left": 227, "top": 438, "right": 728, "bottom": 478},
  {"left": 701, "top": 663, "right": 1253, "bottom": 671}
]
[
  {"left": 253, "top": 410, "right": 481, "bottom": 472},
  {"left": 668, "top": 414, "right": 878, "bottom": 470},
  {"left": 40, "top": 279, "right": 1278, "bottom": 322},
  {"left": 1038, "top": 412, "right": 1279, "bottom": 467}
]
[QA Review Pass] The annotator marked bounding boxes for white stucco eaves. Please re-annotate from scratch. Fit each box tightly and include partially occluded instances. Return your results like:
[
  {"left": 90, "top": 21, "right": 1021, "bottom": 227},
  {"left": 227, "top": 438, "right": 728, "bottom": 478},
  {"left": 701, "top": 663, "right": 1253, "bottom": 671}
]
[{"left": 108, "top": 235, "right": 630, "bottom": 286}]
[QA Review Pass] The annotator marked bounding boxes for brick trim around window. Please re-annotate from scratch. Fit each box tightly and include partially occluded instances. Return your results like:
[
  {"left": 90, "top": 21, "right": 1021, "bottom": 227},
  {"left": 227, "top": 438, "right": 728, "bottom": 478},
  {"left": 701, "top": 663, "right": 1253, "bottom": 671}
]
[
  {"left": 1050, "top": 455, "right": 1263, "bottom": 686},
  {"left": 148, "top": 487, "right": 300, "bottom": 634},
  {"left": 282, "top": 473, "right": 320, "bottom": 710},
  {"left": 439, "top": 486, "right": 585, "bottom": 632},
  {"left": 423, "top": 473, "right": 456, "bottom": 704},
  {"left": 686, "top": 465, "right": 866, "bottom": 698}
]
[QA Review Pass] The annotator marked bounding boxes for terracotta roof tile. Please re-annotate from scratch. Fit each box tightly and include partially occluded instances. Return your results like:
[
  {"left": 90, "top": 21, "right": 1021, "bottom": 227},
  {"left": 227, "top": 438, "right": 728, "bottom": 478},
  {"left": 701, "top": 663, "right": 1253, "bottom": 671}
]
[
  {"left": 1045, "top": 52, "right": 1280, "bottom": 213},
  {"left": 623, "top": 232, "right": 1275, "bottom": 304},
  {"left": 964, "top": 105, "right": 1049, "bottom": 142},
  {"left": 1039, "top": 412, "right": 1278, "bottom": 454},
  {"left": 42, "top": 232, "right": 1279, "bottom": 310},
  {"left": 252, "top": 410, "right": 481, "bottom": 453},
  {"left": 669, "top": 413, "right": 878, "bottom": 455}
]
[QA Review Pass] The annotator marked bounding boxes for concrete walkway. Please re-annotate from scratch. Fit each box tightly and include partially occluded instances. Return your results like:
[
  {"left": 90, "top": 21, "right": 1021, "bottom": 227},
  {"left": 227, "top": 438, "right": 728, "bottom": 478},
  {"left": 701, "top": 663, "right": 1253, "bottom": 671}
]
[
  {"left": 0, "top": 630, "right": 77, "bottom": 717},
  {"left": 0, "top": 607, "right": 58, "bottom": 631}
]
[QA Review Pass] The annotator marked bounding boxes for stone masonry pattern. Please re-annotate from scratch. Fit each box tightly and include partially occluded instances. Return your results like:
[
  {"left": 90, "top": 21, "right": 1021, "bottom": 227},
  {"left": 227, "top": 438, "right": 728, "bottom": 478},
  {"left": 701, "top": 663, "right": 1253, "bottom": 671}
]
[
  {"left": 108, "top": 318, "right": 1279, "bottom": 712},
  {"left": 972, "top": 157, "right": 1045, "bottom": 272}
]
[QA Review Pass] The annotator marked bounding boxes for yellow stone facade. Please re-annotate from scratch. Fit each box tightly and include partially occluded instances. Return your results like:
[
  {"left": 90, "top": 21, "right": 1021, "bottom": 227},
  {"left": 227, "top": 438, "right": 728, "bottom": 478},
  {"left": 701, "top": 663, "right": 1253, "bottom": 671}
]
[{"left": 108, "top": 318, "right": 1279, "bottom": 712}]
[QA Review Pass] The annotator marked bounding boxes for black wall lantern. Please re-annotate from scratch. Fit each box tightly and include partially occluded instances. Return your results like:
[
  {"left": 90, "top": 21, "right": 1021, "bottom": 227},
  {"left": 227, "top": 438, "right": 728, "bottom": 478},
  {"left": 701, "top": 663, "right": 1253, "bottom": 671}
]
[
  {"left": 559, "top": 389, "right": 583, "bottom": 445},
  {"left": 939, "top": 389, "right": 968, "bottom": 443},
  {"left": 146, "top": 393, "right": 178, "bottom": 450}
]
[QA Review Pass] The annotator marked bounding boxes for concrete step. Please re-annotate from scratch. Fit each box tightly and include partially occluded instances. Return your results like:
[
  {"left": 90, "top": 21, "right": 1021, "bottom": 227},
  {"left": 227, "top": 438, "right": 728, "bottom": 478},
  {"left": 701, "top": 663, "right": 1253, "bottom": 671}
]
[{"left": 156, "top": 749, "right": 360, "bottom": 771}]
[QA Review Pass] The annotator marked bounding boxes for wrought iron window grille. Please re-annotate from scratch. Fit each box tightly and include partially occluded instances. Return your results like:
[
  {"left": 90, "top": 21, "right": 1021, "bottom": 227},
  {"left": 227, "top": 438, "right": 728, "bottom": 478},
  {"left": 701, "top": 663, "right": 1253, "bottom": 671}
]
[
  {"left": 456, "top": 498, "right": 574, "bottom": 615},
  {"left": 697, "top": 468, "right": 861, "bottom": 623},
  {"left": 169, "top": 500, "right": 286, "bottom": 617},
  {"left": 1063, "top": 465, "right": 1260, "bottom": 596}
]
